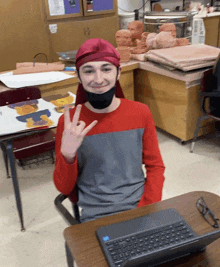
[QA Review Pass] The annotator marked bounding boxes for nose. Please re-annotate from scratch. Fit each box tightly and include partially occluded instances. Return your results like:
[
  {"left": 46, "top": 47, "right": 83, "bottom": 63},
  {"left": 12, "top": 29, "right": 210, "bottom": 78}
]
[{"left": 94, "top": 70, "right": 103, "bottom": 85}]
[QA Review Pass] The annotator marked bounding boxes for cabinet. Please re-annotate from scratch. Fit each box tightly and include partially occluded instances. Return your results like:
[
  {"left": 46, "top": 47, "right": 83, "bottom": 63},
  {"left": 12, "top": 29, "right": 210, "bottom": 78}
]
[
  {"left": 134, "top": 69, "right": 214, "bottom": 142},
  {"left": 0, "top": 0, "right": 119, "bottom": 72},
  {"left": 203, "top": 16, "right": 220, "bottom": 47},
  {"left": 0, "top": 0, "right": 51, "bottom": 72},
  {"left": 48, "top": 16, "right": 119, "bottom": 55},
  {"left": 44, "top": 0, "right": 117, "bottom": 20},
  {"left": 44, "top": 0, "right": 119, "bottom": 61}
]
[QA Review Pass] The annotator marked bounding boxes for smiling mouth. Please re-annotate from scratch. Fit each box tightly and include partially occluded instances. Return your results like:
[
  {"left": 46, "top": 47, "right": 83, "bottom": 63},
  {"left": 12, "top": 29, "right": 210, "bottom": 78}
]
[{"left": 91, "top": 85, "right": 108, "bottom": 88}]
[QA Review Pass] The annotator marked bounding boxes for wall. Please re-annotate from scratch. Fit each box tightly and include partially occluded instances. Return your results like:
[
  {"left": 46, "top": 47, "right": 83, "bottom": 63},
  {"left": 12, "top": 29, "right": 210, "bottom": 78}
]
[
  {"left": 117, "top": 0, "right": 211, "bottom": 13},
  {"left": 159, "top": 0, "right": 209, "bottom": 10},
  {"left": 157, "top": 0, "right": 184, "bottom": 10},
  {"left": 117, "top": 0, "right": 150, "bottom": 13},
  {"left": 117, "top": 0, "right": 184, "bottom": 13}
]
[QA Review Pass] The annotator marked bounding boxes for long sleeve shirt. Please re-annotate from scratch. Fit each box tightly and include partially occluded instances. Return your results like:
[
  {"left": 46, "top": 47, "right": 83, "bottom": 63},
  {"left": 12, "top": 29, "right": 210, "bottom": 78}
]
[{"left": 53, "top": 98, "right": 165, "bottom": 222}]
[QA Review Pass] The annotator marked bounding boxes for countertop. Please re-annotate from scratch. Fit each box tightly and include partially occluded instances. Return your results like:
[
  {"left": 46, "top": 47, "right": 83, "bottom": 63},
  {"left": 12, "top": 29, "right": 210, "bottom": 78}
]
[
  {"left": 139, "top": 61, "right": 207, "bottom": 87},
  {"left": 194, "top": 11, "right": 220, "bottom": 18},
  {"left": 0, "top": 60, "right": 210, "bottom": 93},
  {"left": 123, "top": 60, "right": 207, "bottom": 87}
]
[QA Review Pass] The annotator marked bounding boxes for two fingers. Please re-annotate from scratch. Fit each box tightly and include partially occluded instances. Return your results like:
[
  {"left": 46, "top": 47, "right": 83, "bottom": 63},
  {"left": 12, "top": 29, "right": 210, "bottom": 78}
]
[
  {"left": 64, "top": 104, "right": 82, "bottom": 129},
  {"left": 64, "top": 104, "right": 98, "bottom": 134},
  {"left": 64, "top": 104, "right": 81, "bottom": 128}
]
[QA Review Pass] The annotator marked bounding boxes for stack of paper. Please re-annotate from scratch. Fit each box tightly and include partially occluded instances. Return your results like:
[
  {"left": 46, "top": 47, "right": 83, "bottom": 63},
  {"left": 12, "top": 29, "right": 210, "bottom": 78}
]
[
  {"left": 145, "top": 44, "right": 220, "bottom": 71},
  {"left": 0, "top": 71, "right": 74, "bottom": 89}
]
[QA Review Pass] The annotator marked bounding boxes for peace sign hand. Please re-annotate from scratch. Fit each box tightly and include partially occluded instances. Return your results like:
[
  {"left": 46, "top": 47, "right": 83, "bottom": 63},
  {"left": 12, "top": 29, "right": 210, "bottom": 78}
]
[{"left": 61, "top": 104, "right": 98, "bottom": 163}]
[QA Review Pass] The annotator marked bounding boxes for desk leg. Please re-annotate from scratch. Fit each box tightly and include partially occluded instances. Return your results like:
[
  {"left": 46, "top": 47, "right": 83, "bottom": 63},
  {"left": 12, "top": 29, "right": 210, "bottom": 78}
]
[
  {"left": 1, "top": 142, "right": 10, "bottom": 178},
  {"left": 6, "top": 140, "right": 25, "bottom": 232},
  {"left": 65, "top": 241, "right": 74, "bottom": 267}
]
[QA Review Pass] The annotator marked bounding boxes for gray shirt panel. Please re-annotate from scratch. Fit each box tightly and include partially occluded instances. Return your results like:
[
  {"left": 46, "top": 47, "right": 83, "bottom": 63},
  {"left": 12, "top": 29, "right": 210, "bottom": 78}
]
[{"left": 77, "top": 128, "right": 145, "bottom": 222}]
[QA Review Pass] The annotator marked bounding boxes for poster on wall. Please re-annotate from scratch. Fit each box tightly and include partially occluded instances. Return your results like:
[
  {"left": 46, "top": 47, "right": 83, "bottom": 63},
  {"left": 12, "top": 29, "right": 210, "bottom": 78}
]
[
  {"left": 0, "top": 92, "right": 76, "bottom": 136},
  {"left": 48, "top": 0, "right": 80, "bottom": 16}
]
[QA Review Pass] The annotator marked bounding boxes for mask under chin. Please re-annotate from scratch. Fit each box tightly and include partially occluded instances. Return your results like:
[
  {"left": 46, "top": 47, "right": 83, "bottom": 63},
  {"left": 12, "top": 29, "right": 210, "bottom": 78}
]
[{"left": 84, "top": 85, "right": 116, "bottom": 110}]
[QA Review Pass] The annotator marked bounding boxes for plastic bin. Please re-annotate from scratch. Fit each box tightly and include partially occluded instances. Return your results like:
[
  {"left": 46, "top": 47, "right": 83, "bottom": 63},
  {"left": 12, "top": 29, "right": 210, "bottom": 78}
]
[{"left": 118, "top": 12, "right": 135, "bottom": 29}]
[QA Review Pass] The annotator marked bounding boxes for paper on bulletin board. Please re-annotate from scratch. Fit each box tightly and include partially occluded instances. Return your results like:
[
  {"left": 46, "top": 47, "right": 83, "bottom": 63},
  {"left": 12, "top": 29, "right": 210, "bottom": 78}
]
[{"left": 48, "top": 0, "right": 65, "bottom": 16}]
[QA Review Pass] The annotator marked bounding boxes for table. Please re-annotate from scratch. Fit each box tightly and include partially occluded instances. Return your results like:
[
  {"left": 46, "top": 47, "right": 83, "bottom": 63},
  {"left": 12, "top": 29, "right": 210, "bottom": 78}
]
[
  {"left": 39, "top": 61, "right": 212, "bottom": 142},
  {"left": 0, "top": 127, "right": 55, "bottom": 231},
  {"left": 64, "top": 191, "right": 220, "bottom": 267},
  {"left": 2, "top": 61, "right": 213, "bottom": 142},
  {"left": 38, "top": 61, "right": 138, "bottom": 101}
]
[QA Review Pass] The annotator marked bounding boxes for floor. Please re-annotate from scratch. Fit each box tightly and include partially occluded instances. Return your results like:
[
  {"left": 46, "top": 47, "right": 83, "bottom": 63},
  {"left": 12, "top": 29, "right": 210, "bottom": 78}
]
[{"left": 0, "top": 129, "right": 220, "bottom": 267}]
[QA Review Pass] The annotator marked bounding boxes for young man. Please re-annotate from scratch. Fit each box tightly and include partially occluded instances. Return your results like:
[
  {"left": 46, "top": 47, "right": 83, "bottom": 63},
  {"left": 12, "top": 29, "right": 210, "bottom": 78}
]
[{"left": 53, "top": 38, "right": 165, "bottom": 223}]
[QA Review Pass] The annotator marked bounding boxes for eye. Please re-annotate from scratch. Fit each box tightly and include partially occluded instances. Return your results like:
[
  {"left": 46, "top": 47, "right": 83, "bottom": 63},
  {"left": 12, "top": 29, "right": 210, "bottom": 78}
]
[
  {"left": 102, "top": 68, "right": 112, "bottom": 72},
  {"left": 83, "top": 70, "right": 94, "bottom": 74}
]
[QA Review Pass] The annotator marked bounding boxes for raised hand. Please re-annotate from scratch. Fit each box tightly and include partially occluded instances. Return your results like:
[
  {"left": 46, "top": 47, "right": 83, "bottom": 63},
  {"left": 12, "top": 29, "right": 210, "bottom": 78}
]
[{"left": 61, "top": 104, "right": 98, "bottom": 163}]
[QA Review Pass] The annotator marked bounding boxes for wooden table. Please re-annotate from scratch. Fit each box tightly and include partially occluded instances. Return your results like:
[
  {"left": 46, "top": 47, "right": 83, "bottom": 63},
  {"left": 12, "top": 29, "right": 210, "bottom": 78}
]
[
  {"left": 64, "top": 191, "right": 220, "bottom": 267},
  {"left": 39, "top": 60, "right": 212, "bottom": 142},
  {"left": 39, "top": 61, "right": 139, "bottom": 102},
  {"left": 1, "top": 60, "right": 212, "bottom": 142}
]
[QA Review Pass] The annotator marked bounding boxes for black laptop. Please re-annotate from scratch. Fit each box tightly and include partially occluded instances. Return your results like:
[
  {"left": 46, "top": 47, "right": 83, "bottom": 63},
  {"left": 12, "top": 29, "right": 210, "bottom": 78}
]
[{"left": 96, "top": 209, "right": 220, "bottom": 267}]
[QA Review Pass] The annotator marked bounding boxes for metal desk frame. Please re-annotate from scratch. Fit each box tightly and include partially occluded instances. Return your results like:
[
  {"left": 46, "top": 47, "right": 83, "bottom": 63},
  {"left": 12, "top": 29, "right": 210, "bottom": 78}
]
[{"left": 0, "top": 127, "right": 55, "bottom": 231}]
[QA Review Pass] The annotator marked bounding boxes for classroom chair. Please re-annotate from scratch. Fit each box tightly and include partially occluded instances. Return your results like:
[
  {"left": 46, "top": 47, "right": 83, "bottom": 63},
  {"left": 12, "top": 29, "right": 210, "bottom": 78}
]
[
  {"left": 0, "top": 86, "right": 55, "bottom": 178},
  {"left": 55, "top": 193, "right": 80, "bottom": 267},
  {"left": 190, "top": 67, "right": 220, "bottom": 153}
]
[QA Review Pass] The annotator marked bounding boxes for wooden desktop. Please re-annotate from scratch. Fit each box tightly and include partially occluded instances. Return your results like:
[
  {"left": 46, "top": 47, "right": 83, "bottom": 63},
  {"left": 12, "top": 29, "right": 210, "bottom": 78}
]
[
  {"left": 64, "top": 191, "right": 220, "bottom": 267},
  {"left": 38, "top": 60, "right": 215, "bottom": 143},
  {"left": 1, "top": 60, "right": 214, "bottom": 143}
]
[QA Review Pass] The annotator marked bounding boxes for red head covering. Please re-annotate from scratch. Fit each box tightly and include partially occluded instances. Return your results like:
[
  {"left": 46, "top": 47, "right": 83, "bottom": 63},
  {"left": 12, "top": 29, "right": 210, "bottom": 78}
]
[{"left": 75, "top": 38, "right": 125, "bottom": 106}]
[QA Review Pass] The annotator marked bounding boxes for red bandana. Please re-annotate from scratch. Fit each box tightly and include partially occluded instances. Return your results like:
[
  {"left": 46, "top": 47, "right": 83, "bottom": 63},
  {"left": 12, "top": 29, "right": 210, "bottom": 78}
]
[{"left": 75, "top": 38, "right": 125, "bottom": 106}]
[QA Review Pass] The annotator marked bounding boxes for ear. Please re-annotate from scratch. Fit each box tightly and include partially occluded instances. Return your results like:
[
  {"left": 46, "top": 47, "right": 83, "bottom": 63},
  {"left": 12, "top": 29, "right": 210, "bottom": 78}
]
[
  {"left": 117, "top": 67, "right": 121, "bottom": 81},
  {"left": 76, "top": 70, "right": 82, "bottom": 84}
]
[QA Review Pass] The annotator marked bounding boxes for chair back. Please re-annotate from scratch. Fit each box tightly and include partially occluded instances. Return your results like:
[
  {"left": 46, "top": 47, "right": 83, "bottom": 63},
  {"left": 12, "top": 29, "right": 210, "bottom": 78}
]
[
  {"left": 0, "top": 86, "right": 41, "bottom": 106},
  {"left": 54, "top": 194, "right": 81, "bottom": 225},
  {"left": 201, "top": 69, "right": 217, "bottom": 93}
]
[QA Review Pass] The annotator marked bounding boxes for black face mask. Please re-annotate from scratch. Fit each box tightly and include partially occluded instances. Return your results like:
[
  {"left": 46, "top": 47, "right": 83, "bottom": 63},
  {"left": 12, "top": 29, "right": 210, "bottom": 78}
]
[{"left": 84, "top": 85, "right": 116, "bottom": 110}]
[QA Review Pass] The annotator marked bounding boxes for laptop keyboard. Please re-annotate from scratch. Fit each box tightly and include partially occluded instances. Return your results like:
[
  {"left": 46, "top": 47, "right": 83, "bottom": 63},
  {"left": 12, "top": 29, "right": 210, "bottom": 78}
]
[{"left": 105, "top": 221, "right": 196, "bottom": 267}]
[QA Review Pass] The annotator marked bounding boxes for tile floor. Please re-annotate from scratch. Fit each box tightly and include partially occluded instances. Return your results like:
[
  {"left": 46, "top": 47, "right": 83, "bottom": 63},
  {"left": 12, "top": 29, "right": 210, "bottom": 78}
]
[{"left": 0, "top": 130, "right": 220, "bottom": 267}]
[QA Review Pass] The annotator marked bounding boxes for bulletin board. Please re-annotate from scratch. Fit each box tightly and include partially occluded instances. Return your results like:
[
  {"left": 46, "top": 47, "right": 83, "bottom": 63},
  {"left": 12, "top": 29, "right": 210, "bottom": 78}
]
[
  {"left": 82, "top": 0, "right": 116, "bottom": 16},
  {"left": 88, "top": 0, "right": 113, "bottom": 12},
  {"left": 44, "top": 0, "right": 83, "bottom": 20}
]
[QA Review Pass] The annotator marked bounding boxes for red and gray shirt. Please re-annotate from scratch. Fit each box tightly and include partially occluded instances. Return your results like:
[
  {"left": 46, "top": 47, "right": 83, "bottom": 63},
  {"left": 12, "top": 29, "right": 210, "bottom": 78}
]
[{"left": 54, "top": 98, "right": 165, "bottom": 222}]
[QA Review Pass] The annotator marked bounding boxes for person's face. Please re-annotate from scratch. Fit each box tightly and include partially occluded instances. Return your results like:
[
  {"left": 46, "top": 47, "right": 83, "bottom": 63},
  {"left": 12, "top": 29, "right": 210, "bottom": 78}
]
[
  {"left": 128, "top": 23, "right": 142, "bottom": 39},
  {"left": 78, "top": 61, "right": 120, "bottom": 94},
  {"left": 164, "top": 26, "right": 176, "bottom": 38},
  {"left": 116, "top": 31, "right": 131, "bottom": 46}
]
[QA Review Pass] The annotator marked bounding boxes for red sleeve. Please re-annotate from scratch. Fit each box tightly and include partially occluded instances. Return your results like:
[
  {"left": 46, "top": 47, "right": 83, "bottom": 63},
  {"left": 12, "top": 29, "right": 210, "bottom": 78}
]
[
  {"left": 53, "top": 113, "right": 78, "bottom": 197},
  {"left": 137, "top": 107, "right": 165, "bottom": 207}
]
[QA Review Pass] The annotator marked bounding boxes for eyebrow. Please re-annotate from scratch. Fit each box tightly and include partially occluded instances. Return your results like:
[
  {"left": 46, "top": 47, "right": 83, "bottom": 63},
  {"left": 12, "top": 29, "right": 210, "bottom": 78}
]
[{"left": 82, "top": 63, "right": 112, "bottom": 69}]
